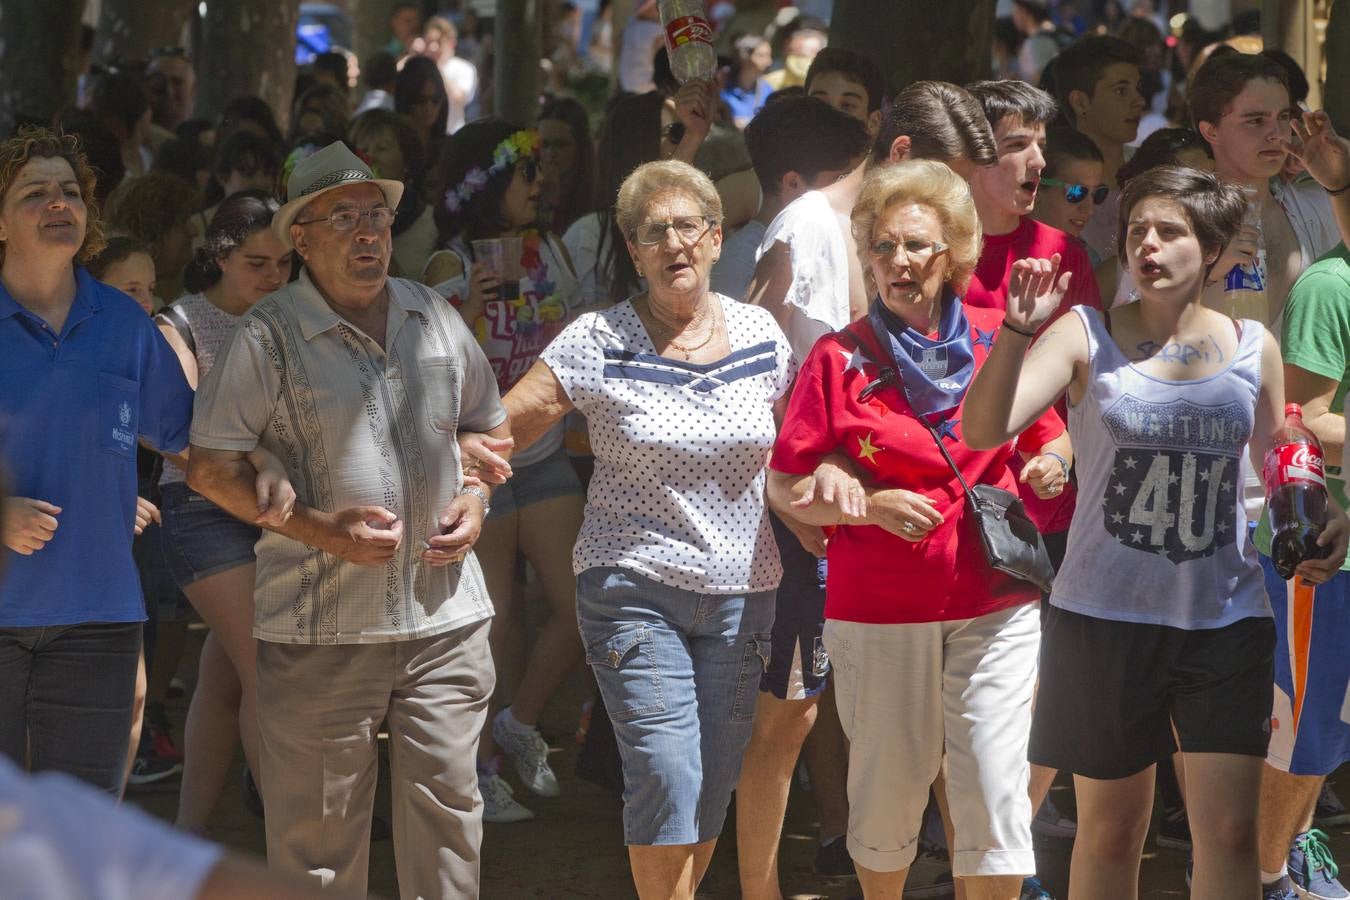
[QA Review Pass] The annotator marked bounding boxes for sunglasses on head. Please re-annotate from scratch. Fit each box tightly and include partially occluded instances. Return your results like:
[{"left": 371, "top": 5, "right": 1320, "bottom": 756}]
[{"left": 1040, "top": 177, "right": 1109, "bottom": 206}]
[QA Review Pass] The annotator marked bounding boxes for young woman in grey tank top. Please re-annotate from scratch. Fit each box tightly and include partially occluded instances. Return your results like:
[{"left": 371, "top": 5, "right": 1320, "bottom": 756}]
[
  {"left": 154, "top": 192, "right": 296, "bottom": 832},
  {"left": 965, "top": 167, "right": 1349, "bottom": 899}
]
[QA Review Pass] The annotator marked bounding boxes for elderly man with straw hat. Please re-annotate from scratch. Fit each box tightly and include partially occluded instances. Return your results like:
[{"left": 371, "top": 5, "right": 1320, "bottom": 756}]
[{"left": 187, "top": 141, "right": 511, "bottom": 899}]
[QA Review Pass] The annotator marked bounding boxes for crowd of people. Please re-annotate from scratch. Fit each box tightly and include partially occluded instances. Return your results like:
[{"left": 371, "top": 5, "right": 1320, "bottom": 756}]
[{"left": 4, "top": 1, "right": 1350, "bottom": 899}]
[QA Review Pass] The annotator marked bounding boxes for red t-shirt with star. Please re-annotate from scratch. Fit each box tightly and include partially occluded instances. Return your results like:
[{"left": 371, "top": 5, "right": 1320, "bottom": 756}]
[
  {"left": 771, "top": 305, "right": 1063, "bottom": 625},
  {"left": 964, "top": 217, "right": 1102, "bottom": 535}
]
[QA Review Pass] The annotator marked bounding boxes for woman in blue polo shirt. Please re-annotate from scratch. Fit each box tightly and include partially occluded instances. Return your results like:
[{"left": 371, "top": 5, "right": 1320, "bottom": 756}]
[{"left": 0, "top": 128, "right": 196, "bottom": 794}]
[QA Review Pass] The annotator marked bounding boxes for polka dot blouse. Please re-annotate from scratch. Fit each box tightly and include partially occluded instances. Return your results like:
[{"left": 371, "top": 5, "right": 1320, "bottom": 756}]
[{"left": 540, "top": 294, "right": 796, "bottom": 594}]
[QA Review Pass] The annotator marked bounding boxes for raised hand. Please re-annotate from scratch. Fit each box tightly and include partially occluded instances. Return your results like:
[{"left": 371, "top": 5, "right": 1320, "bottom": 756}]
[
  {"left": 1006, "top": 254, "right": 1072, "bottom": 336},
  {"left": 1282, "top": 107, "right": 1350, "bottom": 194}
]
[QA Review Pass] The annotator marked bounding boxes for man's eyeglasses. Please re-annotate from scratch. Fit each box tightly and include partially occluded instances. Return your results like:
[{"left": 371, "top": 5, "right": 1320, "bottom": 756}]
[
  {"left": 150, "top": 46, "right": 189, "bottom": 59},
  {"left": 631, "top": 215, "right": 715, "bottom": 246},
  {"left": 295, "top": 207, "right": 397, "bottom": 232},
  {"left": 1040, "top": 177, "right": 1110, "bottom": 205},
  {"left": 661, "top": 122, "right": 687, "bottom": 147},
  {"left": 867, "top": 237, "right": 948, "bottom": 261}
]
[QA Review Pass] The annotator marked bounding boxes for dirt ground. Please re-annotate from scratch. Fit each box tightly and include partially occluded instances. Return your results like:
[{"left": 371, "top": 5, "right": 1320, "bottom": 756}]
[{"left": 128, "top": 624, "right": 1350, "bottom": 899}]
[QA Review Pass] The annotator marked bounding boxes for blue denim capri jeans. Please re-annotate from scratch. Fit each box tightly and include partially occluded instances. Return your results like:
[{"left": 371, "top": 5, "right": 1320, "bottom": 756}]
[{"left": 576, "top": 565, "right": 774, "bottom": 845}]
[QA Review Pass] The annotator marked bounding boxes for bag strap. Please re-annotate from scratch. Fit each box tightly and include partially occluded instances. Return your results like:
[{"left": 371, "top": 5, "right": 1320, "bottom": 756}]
[
  {"left": 836, "top": 325, "right": 980, "bottom": 509},
  {"left": 155, "top": 303, "right": 196, "bottom": 357}
]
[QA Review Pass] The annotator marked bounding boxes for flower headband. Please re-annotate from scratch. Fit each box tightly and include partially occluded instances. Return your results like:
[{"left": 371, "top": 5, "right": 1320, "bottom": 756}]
[{"left": 443, "top": 129, "right": 540, "bottom": 215}]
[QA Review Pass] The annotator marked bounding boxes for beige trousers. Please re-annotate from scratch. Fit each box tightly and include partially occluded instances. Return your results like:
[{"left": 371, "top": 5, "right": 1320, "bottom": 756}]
[{"left": 256, "top": 618, "right": 494, "bottom": 900}]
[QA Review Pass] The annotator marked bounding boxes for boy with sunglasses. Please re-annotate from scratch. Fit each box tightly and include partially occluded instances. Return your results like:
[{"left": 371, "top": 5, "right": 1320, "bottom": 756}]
[{"left": 1031, "top": 127, "right": 1108, "bottom": 257}]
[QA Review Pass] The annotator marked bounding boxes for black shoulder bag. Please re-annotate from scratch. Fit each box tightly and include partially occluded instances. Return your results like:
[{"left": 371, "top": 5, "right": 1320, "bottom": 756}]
[{"left": 840, "top": 326, "right": 1055, "bottom": 593}]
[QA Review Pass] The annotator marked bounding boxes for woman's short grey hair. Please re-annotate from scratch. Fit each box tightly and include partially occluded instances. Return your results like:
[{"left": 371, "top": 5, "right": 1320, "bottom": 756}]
[
  {"left": 615, "top": 160, "right": 723, "bottom": 240},
  {"left": 851, "top": 159, "right": 983, "bottom": 292}
]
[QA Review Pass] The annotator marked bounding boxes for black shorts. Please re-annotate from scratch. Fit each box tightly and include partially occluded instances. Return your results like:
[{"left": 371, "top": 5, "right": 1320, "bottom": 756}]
[
  {"left": 760, "top": 515, "right": 828, "bottom": 700},
  {"left": 1030, "top": 604, "right": 1275, "bottom": 780}
]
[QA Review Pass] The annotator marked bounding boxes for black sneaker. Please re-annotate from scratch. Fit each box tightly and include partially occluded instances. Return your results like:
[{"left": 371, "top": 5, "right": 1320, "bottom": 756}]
[
  {"left": 903, "top": 847, "right": 955, "bottom": 899},
  {"left": 813, "top": 835, "right": 858, "bottom": 882},
  {"left": 1316, "top": 783, "right": 1350, "bottom": 829},
  {"left": 1156, "top": 806, "right": 1192, "bottom": 851},
  {"left": 127, "top": 753, "right": 182, "bottom": 786}
]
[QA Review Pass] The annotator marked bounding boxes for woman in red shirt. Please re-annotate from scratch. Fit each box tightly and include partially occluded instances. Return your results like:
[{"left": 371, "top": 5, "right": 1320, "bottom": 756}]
[{"left": 768, "top": 159, "right": 1068, "bottom": 900}]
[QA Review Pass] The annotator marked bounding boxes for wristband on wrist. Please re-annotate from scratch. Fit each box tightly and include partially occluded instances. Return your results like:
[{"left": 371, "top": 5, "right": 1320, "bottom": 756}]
[
  {"left": 459, "top": 484, "right": 490, "bottom": 517},
  {"left": 1044, "top": 450, "right": 1070, "bottom": 479},
  {"left": 1002, "top": 320, "right": 1037, "bottom": 338}
]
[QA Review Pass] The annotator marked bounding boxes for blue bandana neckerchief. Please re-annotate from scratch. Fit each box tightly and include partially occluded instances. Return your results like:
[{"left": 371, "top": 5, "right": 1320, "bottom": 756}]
[{"left": 868, "top": 293, "right": 975, "bottom": 421}]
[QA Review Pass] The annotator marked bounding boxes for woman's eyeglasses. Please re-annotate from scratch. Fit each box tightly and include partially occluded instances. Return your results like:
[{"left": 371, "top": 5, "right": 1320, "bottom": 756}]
[
  {"left": 631, "top": 215, "right": 715, "bottom": 246},
  {"left": 517, "top": 158, "right": 541, "bottom": 184},
  {"left": 1041, "top": 177, "right": 1110, "bottom": 205},
  {"left": 867, "top": 237, "right": 947, "bottom": 262}
]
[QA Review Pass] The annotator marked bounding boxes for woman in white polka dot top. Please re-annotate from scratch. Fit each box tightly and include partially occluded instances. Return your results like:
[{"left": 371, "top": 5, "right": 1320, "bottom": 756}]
[{"left": 476, "top": 160, "right": 796, "bottom": 895}]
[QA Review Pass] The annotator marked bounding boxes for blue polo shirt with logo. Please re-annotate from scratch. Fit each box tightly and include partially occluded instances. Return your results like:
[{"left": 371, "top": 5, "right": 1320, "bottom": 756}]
[{"left": 0, "top": 267, "right": 193, "bottom": 627}]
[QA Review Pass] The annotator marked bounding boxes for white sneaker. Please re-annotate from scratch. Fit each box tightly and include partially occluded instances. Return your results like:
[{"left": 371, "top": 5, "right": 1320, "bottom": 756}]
[
  {"left": 493, "top": 709, "right": 561, "bottom": 798},
  {"left": 479, "top": 772, "right": 535, "bottom": 823}
]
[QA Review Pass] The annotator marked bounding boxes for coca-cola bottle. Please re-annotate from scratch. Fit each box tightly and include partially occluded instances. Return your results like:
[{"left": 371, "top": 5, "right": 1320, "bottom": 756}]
[
  {"left": 1264, "top": 403, "right": 1332, "bottom": 579},
  {"left": 658, "top": 0, "right": 717, "bottom": 84}
]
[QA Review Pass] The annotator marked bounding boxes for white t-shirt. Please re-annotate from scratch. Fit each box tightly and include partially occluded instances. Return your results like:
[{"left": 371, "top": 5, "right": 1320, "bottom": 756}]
[
  {"left": 0, "top": 758, "right": 223, "bottom": 900},
  {"left": 440, "top": 55, "right": 478, "bottom": 133},
  {"left": 757, "top": 190, "right": 853, "bottom": 361},
  {"left": 710, "top": 220, "right": 766, "bottom": 302},
  {"left": 540, "top": 294, "right": 796, "bottom": 593},
  {"left": 563, "top": 212, "right": 613, "bottom": 308},
  {"left": 618, "top": 18, "right": 664, "bottom": 94}
]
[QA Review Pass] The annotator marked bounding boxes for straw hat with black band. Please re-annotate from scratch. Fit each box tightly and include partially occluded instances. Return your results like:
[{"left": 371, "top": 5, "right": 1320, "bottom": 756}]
[{"left": 274, "top": 141, "right": 405, "bottom": 250}]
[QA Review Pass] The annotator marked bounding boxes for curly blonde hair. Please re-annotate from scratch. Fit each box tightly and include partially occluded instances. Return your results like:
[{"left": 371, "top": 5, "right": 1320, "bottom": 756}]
[
  {"left": 0, "top": 126, "right": 106, "bottom": 269},
  {"left": 615, "top": 160, "right": 723, "bottom": 240},
  {"left": 851, "top": 159, "right": 982, "bottom": 294}
]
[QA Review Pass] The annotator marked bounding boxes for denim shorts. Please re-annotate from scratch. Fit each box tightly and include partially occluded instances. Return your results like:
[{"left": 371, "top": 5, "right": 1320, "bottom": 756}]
[
  {"left": 160, "top": 481, "right": 261, "bottom": 589},
  {"left": 486, "top": 447, "right": 583, "bottom": 519},
  {"left": 576, "top": 565, "right": 775, "bottom": 845}
]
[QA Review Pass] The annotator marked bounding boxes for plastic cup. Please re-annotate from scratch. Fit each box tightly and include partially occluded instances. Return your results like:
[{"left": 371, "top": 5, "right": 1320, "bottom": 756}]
[{"left": 472, "top": 237, "right": 524, "bottom": 301}]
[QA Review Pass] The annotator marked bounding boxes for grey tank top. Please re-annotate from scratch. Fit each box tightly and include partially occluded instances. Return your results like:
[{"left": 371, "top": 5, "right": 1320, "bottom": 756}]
[
  {"left": 1050, "top": 305, "right": 1271, "bottom": 629},
  {"left": 156, "top": 293, "right": 243, "bottom": 485}
]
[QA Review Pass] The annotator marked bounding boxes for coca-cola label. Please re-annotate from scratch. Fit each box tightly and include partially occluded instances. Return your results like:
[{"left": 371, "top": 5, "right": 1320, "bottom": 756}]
[
  {"left": 1264, "top": 441, "right": 1327, "bottom": 491},
  {"left": 665, "top": 14, "right": 714, "bottom": 48}
]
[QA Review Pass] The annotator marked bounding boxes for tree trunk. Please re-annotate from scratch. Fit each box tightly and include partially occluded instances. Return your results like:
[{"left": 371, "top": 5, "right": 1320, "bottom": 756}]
[
  {"left": 92, "top": 0, "right": 193, "bottom": 67},
  {"left": 1326, "top": 0, "right": 1350, "bottom": 133},
  {"left": 1263, "top": 0, "right": 1321, "bottom": 108},
  {"left": 0, "top": 0, "right": 86, "bottom": 136},
  {"left": 196, "top": 0, "right": 301, "bottom": 130},
  {"left": 348, "top": 0, "right": 398, "bottom": 76},
  {"left": 494, "top": 0, "right": 543, "bottom": 127},
  {"left": 830, "top": 0, "right": 997, "bottom": 97}
]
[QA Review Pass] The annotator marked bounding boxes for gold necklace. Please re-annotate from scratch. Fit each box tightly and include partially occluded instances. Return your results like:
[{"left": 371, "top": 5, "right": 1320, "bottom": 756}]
[{"left": 649, "top": 299, "right": 719, "bottom": 360}]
